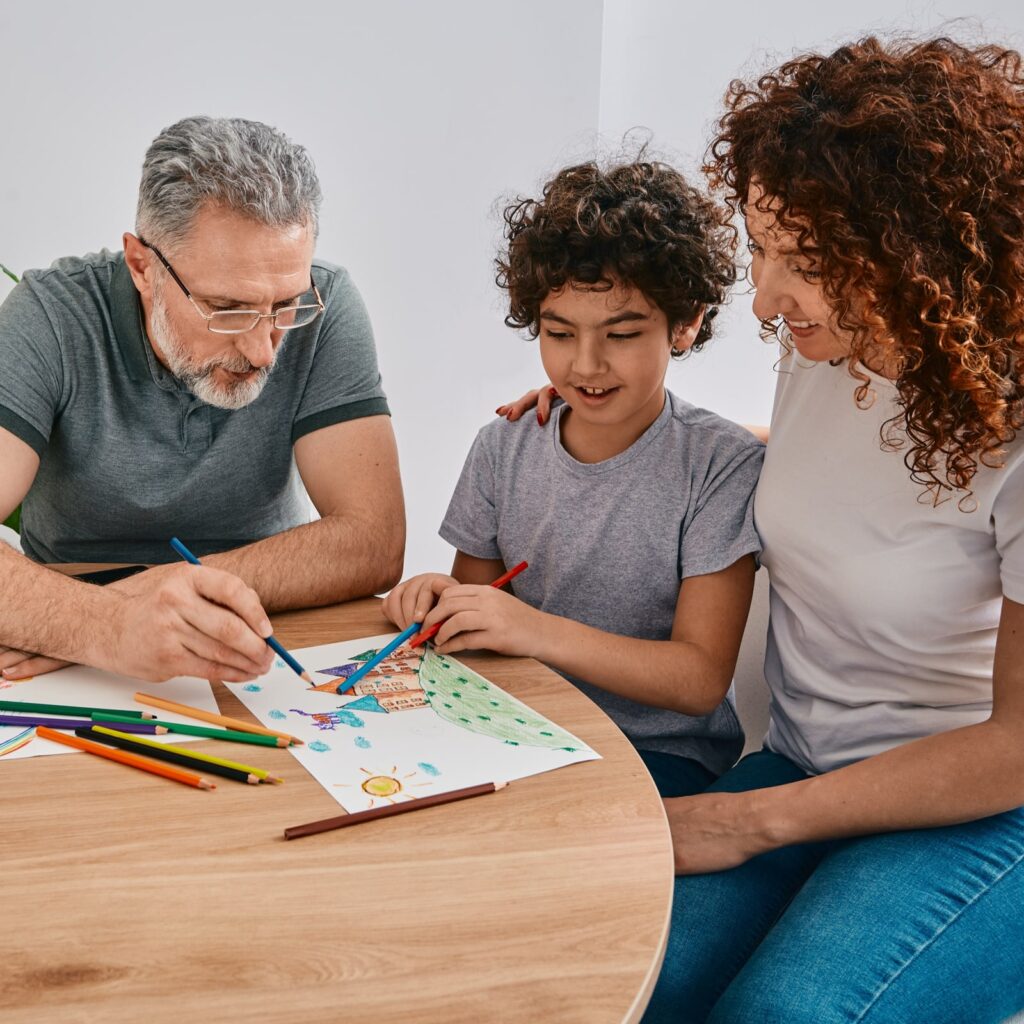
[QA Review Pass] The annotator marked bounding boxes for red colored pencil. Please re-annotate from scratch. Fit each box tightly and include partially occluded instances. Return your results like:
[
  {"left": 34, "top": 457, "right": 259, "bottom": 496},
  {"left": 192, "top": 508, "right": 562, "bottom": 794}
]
[{"left": 408, "top": 561, "right": 528, "bottom": 648}]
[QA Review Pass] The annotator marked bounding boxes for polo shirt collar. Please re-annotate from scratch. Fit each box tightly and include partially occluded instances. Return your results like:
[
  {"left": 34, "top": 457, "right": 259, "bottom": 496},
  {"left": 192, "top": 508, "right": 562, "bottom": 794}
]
[{"left": 110, "top": 255, "right": 154, "bottom": 382}]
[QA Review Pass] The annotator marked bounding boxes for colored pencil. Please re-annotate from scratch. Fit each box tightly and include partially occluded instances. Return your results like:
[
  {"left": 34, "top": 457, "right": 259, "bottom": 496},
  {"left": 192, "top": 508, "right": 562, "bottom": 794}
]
[
  {"left": 36, "top": 726, "right": 214, "bottom": 789},
  {"left": 0, "top": 714, "right": 164, "bottom": 734},
  {"left": 335, "top": 622, "right": 422, "bottom": 694},
  {"left": 88, "top": 725, "right": 282, "bottom": 783},
  {"left": 134, "top": 692, "right": 302, "bottom": 745},
  {"left": 408, "top": 561, "right": 529, "bottom": 649},
  {"left": 169, "top": 536, "right": 313, "bottom": 683},
  {"left": 77, "top": 728, "right": 264, "bottom": 785},
  {"left": 93, "top": 712, "right": 288, "bottom": 747},
  {"left": 0, "top": 700, "right": 154, "bottom": 719},
  {"left": 284, "top": 781, "right": 508, "bottom": 840}
]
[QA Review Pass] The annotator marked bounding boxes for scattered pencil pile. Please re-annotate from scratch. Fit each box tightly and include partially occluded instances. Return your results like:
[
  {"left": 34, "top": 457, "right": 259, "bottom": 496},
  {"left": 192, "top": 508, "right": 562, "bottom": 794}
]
[{"left": 0, "top": 693, "right": 302, "bottom": 791}]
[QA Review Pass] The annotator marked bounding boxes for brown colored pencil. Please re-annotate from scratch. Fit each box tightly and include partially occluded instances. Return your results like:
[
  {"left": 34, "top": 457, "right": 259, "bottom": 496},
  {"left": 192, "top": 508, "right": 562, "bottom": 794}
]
[
  {"left": 134, "top": 692, "right": 302, "bottom": 746},
  {"left": 36, "top": 726, "right": 215, "bottom": 790},
  {"left": 283, "top": 781, "right": 507, "bottom": 840}
]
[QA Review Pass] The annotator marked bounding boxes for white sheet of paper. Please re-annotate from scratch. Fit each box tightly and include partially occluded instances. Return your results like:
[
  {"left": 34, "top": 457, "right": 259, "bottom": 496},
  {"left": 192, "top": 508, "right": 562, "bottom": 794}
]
[
  {"left": 0, "top": 667, "right": 219, "bottom": 760},
  {"left": 226, "top": 634, "right": 600, "bottom": 811}
]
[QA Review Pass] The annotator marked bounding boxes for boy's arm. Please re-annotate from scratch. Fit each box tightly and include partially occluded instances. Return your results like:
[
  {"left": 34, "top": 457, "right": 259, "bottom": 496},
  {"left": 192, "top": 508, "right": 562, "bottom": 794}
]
[
  {"left": 425, "top": 554, "right": 756, "bottom": 716},
  {"left": 452, "top": 551, "right": 507, "bottom": 585}
]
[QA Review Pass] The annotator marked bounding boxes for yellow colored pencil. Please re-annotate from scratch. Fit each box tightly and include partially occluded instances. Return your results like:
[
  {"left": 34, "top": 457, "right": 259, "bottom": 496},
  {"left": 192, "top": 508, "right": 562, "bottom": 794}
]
[{"left": 90, "top": 726, "right": 283, "bottom": 783}]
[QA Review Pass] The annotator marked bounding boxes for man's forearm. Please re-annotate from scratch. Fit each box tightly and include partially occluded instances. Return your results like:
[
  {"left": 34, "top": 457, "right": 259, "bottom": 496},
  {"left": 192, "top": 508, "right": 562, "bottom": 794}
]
[
  {"left": 200, "top": 511, "right": 404, "bottom": 612},
  {"left": 0, "top": 544, "right": 120, "bottom": 662}
]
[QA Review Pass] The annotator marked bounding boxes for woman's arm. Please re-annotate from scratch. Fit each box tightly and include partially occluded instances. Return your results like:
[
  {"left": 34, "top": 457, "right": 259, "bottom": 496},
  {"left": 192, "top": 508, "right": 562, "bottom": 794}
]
[
  {"left": 667, "top": 596, "right": 1024, "bottom": 874},
  {"left": 424, "top": 554, "right": 757, "bottom": 717}
]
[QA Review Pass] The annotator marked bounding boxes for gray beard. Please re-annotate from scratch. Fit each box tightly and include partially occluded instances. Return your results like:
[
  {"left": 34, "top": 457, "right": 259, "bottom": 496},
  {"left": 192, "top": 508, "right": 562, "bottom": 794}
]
[{"left": 149, "top": 292, "right": 275, "bottom": 410}]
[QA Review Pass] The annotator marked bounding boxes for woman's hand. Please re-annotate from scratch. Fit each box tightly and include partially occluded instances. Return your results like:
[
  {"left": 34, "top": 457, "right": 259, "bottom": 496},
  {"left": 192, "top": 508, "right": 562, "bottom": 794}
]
[
  {"left": 423, "top": 584, "right": 548, "bottom": 658},
  {"left": 664, "top": 789, "right": 780, "bottom": 875},
  {"left": 496, "top": 386, "right": 560, "bottom": 426},
  {"left": 382, "top": 573, "right": 460, "bottom": 630}
]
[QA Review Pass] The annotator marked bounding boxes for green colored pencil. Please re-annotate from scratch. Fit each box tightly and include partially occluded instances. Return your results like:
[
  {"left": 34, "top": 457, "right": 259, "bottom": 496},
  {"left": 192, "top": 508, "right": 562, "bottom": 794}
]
[
  {"left": 92, "top": 712, "right": 287, "bottom": 747},
  {"left": 90, "top": 726, "right": 282, "bottom": 782},
  {"left": 1, "top": 700, "right": 154, "bottom": 719}
]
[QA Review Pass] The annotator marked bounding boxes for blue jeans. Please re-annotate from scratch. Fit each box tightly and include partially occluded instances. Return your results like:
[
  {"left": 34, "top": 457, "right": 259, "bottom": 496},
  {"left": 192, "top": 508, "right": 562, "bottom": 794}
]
[{"left": 642, "top": 750, "right": 1024, "bottom": 1024}]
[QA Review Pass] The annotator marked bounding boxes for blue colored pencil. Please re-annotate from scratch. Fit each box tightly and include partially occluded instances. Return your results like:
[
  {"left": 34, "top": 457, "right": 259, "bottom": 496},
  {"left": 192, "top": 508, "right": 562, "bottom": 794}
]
[
  {"left": 336, "top": 622, "right": 422, "bottom": 694},
  {"left": 169, "top": 537, "right": 312, "bottom": 684}
]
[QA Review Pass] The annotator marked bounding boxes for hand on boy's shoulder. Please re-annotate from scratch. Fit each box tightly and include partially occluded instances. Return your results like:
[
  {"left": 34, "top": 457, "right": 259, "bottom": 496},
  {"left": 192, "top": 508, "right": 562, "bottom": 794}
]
[{"left": 495, "top": 386, "right": 560, "bottom": 427}]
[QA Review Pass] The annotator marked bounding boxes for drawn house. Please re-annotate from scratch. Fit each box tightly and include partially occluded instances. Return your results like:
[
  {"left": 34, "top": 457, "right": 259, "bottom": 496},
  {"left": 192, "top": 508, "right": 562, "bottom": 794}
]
[{"left": 311, "top": 647, "right": 428, "bottom": 711}]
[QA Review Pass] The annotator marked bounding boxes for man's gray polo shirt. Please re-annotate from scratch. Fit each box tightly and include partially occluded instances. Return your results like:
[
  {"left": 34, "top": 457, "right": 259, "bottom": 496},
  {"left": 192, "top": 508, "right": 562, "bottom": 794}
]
[{"left": 0, "top": 250, "right": 389, "bottom": 563}]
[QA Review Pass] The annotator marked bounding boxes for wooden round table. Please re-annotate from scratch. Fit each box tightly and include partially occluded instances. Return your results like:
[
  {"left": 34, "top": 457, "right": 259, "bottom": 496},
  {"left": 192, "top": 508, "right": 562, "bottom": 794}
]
[{"left": 4, "top": 594, "right": 673, "bottom": 1023}]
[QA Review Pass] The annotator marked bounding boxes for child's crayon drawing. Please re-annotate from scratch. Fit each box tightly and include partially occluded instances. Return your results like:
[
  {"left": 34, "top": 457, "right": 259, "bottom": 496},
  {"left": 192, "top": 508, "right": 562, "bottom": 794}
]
[
  {"left": 227, "top": 633, "right": 599, "bottom": 812},
  {"left": 0, "top": 726, "right": 35, "bottom": 757},
  {"left": 334, "top": 763, "right": 437, "bottom": 807}
]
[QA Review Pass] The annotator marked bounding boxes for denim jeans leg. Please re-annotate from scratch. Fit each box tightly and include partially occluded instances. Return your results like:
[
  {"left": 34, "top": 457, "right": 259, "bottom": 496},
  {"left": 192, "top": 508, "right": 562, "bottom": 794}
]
[
  {"left": 708, "top": 806, "right": 1024, "bottom": 1024},
  {"left": 637, "top": 749, "right": 718, "bottom": 799},
  {"left": 642, "top": 750, "right": 828, "bottom": 1024}
]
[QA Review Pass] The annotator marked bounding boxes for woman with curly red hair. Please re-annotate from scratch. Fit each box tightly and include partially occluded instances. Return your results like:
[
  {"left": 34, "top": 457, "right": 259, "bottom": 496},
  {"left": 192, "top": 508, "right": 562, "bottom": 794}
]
[{"left": 505, "top": 35, "right": 1024, "bottom": 1023}]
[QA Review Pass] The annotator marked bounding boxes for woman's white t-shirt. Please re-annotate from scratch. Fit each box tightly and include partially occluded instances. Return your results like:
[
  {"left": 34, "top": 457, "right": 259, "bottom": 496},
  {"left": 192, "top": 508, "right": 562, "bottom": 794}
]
[{"left": 755, "top": 350, "right": 1024, "bottom": 775}]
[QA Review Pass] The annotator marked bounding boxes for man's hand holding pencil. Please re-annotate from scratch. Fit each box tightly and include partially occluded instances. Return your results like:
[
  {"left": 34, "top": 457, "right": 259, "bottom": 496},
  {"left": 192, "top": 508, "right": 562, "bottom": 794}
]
[{"left": 100, "top": 563, "right": 275, "bottom": 684}]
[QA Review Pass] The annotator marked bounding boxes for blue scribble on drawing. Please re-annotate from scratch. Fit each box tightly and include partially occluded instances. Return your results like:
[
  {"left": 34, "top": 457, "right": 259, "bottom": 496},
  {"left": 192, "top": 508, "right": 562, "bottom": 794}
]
[
  {"left": 345, "top": 694, "right": 387, "bottom": 714},
  {"left": 417, "top": 762, "right": 441, "bottom": 776},
  {"left": 274, "top": 659, "right": 286, "bottom": 669},
  {"left": 354, "top": 736, "right": 371, "bottom": 749},
  {"left": 242, "top": 683, "right": 262, "bottom": 692},
  {"left": 309, "top": 740, "right": 331, "bottom": 753},
  {"left": 268, "top": 710, "right": 287, "bottom": 721}
]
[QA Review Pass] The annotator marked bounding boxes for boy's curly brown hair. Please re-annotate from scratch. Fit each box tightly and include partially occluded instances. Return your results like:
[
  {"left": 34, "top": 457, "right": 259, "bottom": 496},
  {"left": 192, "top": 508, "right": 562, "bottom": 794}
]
[
  {"left": 707, "top": 36, "right": 1024, "bottom": 499},
  {"left": 496, "top": 159, "right": 736, "bottom": 352}
]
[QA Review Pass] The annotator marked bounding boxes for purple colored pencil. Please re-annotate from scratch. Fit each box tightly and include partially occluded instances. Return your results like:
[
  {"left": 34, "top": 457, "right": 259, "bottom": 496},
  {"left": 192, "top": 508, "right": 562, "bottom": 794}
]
[{"left": 0, "top": 714, "right": 160, "bottom": 734}]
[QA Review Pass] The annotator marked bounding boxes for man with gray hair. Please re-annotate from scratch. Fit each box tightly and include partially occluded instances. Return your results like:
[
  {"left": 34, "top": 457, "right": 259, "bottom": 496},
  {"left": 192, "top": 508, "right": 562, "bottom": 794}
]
[{"left": 0, "top": 116, "right": 404, "bottom": 684}]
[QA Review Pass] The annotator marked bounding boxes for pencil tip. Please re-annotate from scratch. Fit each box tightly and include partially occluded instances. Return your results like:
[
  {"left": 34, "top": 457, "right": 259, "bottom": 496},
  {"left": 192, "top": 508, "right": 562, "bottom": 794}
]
[{"left": 300, "top": 671, "right": 314, "bottom": 684}]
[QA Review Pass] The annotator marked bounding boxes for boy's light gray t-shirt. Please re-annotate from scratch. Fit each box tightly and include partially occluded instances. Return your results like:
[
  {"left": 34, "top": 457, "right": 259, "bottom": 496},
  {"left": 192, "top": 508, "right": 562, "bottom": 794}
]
[{"left": 440, "top": 391, "right": 764, "bottom": 774}]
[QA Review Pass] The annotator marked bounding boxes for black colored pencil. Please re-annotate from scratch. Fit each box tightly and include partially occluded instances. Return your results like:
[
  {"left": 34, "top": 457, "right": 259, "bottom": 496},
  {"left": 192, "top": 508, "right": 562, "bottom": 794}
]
[{"left": 74, "top": 728, "right": 259, "bottom": 785}]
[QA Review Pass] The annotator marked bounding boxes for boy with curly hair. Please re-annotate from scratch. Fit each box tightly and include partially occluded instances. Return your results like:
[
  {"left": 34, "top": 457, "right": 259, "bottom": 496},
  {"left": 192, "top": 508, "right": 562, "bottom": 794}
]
[{"left": 384, "top": 159, "right": 763, "bottom": 794}]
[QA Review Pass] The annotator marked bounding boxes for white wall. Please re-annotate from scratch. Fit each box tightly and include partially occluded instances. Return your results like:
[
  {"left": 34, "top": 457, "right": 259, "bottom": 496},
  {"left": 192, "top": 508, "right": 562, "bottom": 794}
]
[
  {"left": 2, "top": 1, "right": 1021, "bottom": 580},
  {"left": 0, "top": 0, "right": 602, "bottom": 577},
  {"left": 599, "top": 0, "right": 1024, "bottom": 426}
]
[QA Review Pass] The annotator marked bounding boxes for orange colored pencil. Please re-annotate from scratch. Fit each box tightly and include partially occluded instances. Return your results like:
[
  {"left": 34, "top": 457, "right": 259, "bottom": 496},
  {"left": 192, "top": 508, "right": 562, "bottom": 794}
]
[
  {"left": 134, "top": 692, "right": 302, "bottom": 746},
  {"left": 36, "top": 726, "right": 215, "bottom": 790},
  {"left": 409, "top": 561, "right": 529, "bottom": 648}
]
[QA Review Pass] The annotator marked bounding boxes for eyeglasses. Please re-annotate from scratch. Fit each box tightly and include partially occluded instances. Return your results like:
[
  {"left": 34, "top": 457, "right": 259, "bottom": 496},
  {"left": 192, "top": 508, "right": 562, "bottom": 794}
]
[{"left": 137, "top": 236, "right": 325, "bottom": 334}]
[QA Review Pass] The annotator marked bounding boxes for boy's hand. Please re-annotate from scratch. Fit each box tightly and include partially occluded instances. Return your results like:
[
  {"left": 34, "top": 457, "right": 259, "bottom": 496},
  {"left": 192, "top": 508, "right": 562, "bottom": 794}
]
[
  {"left": 424, "top": 585, "right": 546, "bottom": 657},
  {"left": 382, "top": 573, "right": 460, "bottom": 631}
]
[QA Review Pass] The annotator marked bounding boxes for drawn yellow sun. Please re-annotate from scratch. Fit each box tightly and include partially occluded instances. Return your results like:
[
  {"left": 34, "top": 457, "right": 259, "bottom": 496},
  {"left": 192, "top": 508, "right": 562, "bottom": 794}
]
[
  {"left": 362, "top": 774, "right": 403, "bottom": 798},
  {"left": 335, "top": 764, "right": 435, "bottom": 807}
]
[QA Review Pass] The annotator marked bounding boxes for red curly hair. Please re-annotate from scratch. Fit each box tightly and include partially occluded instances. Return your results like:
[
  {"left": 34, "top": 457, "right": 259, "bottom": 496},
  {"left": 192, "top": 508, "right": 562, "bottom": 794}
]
[{"left": 707, "top": 36, "right": 1024, "bottom": 499}]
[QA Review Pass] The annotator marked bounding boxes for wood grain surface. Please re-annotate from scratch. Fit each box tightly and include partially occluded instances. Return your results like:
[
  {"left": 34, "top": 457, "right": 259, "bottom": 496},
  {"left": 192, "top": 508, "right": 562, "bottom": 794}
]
[{"left": 2, "top": 583, "right": 672, "bottom": 1024}]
